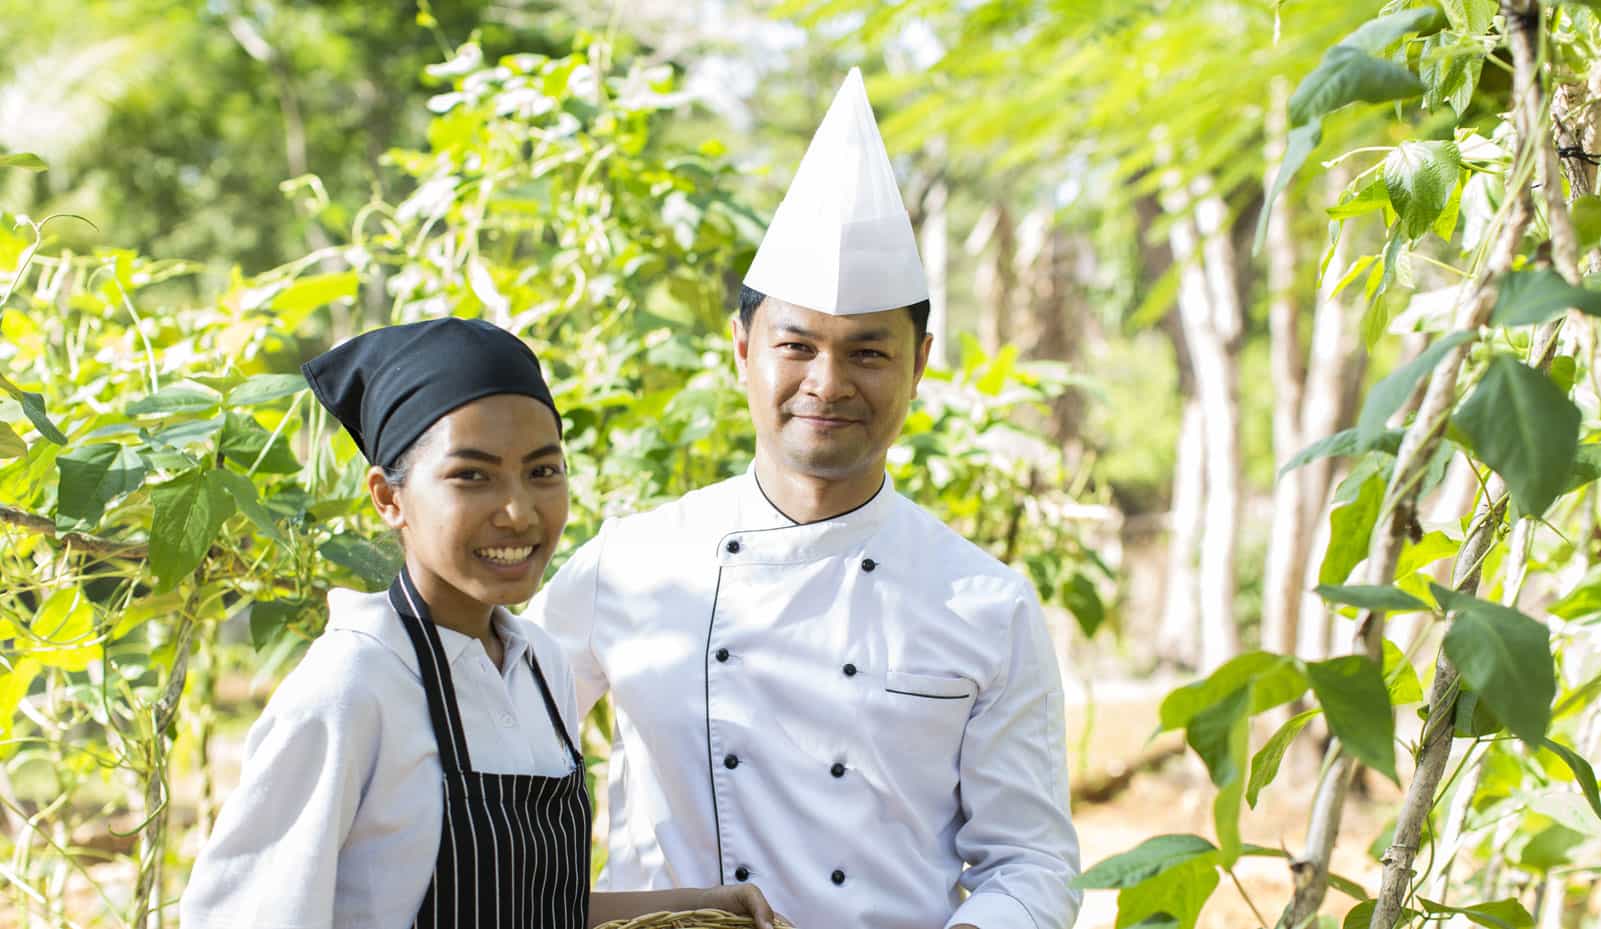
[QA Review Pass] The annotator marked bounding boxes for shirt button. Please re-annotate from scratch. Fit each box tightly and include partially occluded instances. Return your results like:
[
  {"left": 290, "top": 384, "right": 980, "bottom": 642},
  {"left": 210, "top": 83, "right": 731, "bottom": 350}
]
[
  {"left": 725, "top": 539, "right": 741, "bottom": 553},
  {"left": 831, "top": 869, "right": 846, "bottom": 885},
  {"left": 861, "top": 558, "right": 876, "bottom": 572},
  {"left": 724, "top": 754, "right": 740, "bottom": 769},
  {"left": 735, "top": 866, "right": 750, "bottom": 882},
  {"left": 500, "top": 713, "right": 515, "bottom": 727},
  {"left": 843, "top": 663, "right": 857, "bottom": 677},
  {"left": 831, "top": 762, "right": 846, "bottom": 778},
  {"left": 715, "top": 648, "right": 730, "bottom": 663}
]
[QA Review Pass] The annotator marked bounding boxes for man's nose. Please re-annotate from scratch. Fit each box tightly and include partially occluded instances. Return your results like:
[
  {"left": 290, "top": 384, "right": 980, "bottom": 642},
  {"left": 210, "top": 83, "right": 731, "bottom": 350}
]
[{"left": 802, "top": 354, "right": 855, "bottom": 402}]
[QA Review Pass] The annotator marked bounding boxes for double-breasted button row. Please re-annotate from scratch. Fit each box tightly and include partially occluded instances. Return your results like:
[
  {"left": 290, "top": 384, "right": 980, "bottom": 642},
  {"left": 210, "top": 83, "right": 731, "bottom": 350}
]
[{"left": 735, "top": 865, "right": 845, "bottom": 887}]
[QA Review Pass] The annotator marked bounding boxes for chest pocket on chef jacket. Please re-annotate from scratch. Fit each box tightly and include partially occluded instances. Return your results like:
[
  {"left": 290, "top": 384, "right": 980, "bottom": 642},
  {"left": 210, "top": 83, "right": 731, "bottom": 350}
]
[{"left": 880, "top": 671, "right": 976, "bottom": 775}]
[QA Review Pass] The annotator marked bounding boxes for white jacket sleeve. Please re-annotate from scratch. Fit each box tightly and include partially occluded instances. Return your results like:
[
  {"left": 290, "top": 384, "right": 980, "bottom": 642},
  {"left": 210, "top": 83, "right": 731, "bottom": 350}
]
[
  {"left": 179, "top": 683, "right": 379, "bottom": 929},
  {"left": 947, "top": 588, "right": 1082, "bottom": 929},
  {"left": 526, "top": 524, "right": 610, "bottom": 717}
]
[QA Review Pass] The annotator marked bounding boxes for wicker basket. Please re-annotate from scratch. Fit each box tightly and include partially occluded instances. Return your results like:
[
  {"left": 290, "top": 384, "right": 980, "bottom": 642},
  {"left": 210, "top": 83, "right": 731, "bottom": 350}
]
[{"left": 594, "top": 908, "right": 794, "bottom": 929}]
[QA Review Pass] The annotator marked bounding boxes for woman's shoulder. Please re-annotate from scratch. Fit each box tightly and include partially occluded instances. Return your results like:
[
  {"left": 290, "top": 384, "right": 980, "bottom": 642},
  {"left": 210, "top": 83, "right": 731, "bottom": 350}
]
[{"left": 265, "top": 589, "right": 420, "bottom": 720}]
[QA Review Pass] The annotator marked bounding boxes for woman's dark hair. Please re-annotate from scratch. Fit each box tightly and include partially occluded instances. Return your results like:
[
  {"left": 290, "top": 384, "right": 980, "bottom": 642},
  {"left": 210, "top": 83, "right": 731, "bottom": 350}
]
[
  {"left": 378, "top": 419, "right": 442, "bottom": 488},
  {"left": 737, "top": 284, "right": 930, "bottom": 342}
]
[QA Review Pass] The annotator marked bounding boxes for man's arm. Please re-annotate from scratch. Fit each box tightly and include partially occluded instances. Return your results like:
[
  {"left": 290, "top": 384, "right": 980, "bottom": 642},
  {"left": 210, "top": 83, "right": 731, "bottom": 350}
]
[
  {"left": 524, "top": 523, "right": 610, "bottom": 716},
  {"left": 946, "top": 585, "right": 1082, "bottom": 929}
]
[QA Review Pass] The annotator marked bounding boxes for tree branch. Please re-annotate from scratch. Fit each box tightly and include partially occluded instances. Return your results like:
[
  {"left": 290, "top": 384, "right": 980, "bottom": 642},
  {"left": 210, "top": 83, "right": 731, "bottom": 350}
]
[{"left": 0, "top": 504, "right": 150, "bottom": 560}]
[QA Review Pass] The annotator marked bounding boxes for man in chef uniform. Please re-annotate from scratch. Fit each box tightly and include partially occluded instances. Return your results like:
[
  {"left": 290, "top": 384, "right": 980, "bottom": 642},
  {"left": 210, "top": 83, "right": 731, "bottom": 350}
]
[{"left": 530, "top": 68, "right": 1080, "bottom": 929}]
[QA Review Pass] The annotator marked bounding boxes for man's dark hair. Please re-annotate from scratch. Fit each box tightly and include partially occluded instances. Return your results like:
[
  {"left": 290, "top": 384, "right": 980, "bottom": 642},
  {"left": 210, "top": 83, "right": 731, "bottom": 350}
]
[{"left": 737, "top": 284, "right": 930, "bottom": 343}]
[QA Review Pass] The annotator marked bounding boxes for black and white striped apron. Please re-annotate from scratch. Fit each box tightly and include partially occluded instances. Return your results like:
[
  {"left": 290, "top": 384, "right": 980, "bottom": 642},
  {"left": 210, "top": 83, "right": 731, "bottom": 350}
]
[{"left": 388, "top": 567, "right": 591, "bottom": 929}]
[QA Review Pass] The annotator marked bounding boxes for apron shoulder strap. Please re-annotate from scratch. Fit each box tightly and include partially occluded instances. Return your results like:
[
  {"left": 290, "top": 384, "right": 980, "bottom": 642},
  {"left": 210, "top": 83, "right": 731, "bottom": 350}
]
[
  {"left": 389, "top": 569, "right": 475, "bottom": 774},
  {"left": 524, "top": 647, "right": 583, "bottom": 764}
]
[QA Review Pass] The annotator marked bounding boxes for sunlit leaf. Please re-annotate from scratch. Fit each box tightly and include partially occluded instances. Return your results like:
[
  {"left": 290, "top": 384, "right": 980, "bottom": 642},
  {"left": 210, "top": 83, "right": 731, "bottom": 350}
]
[{"left": 1453, "top": 355, "right": 1580, "bottom": 516}]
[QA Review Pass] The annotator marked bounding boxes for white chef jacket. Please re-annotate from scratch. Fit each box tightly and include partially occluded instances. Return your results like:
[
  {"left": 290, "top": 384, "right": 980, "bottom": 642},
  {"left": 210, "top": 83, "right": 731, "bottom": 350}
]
[
  {"left": 529, "top": 472, "right": 1081, "bottom": 929},
  {"left": 180, "top": 588, "right": 580, "bottom": 929}
]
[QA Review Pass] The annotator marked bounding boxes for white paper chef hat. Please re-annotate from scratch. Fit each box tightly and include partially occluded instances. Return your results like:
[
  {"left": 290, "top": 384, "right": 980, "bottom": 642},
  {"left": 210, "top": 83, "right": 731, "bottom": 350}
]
[{"left": 743, "top": 68, "right": 928, "bottom": 316}]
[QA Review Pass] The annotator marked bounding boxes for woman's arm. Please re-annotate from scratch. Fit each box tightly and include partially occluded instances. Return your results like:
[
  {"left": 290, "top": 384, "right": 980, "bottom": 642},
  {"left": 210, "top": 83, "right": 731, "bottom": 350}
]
[{"left": 589, "top": 884, "right": 782, "bottom": 929}]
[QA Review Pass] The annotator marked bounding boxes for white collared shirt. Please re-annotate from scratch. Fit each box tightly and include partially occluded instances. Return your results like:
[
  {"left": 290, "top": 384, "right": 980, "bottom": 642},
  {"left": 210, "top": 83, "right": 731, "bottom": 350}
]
[
  {"left": 528, "top": 472, "right": 1081, "bottom": 929},
  {"left": 179, "top": 588, "right": 579, "bottom": 929}
]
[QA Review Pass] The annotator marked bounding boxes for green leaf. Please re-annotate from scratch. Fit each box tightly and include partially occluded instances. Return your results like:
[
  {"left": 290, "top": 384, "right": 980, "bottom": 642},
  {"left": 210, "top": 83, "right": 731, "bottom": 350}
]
[
  {"left": 127, "top": 384, "right": 223, "bottom": 417},
  {"left": 1319, "top": 468, "right": 1386, "bottom": 586},
  {"left": 1489, "top": 269, "right": 1601, "bottom": 326},
  {"left": 248, "top": 598, "right": 309, "bottom": 651},
  {"left": 1383, "top": 640, "right": 1425, "bottom": 705},
  {"left": 1442, "top": 0, "right": 1495, "bottom": 33},
  {"left": 1257, "top": 119, "right": 1324, "bottom": 252},
  {"left": 228, "top": 373, "right": 308, "bottom": 407},
  {"left": 1541, "top": 737, "right": 1601, "bottom": 823},
  {"left": 0, "top": 659, "right": 42, "bottom": 740},
  {"left": 1062, "top": 572, "right": 1105, "bottom": 637},
  {"left": 1356, "top": 330, "right": 1474, "bottom": 447},
  {"left": 1307, "top": 655, "right": 1398, "bottom": 782},
  {"left": 209, "top": 469, "right": 286, "bottom": 543},
  {"left": 1280, "top": 427, "right": 1403, "bottom": 477},
  {"left": 1519, "top": 823, "right": 1585, "bottom": 870},
  {"left": 1548, "top": 567, "right": 1601, "bottom": 620},
  {"left": 272, "top": 271, "right": 359, "bottom": 320},
  {"left": 1384, "top": 141, "right": 1461, "bottom": 240},
  {"left": 0, "top": 153, "right": 46, "bottom": 171},
  {"left": 1563, "top": 443, "right": 1601, "bottom": 495},
  {"left": 15, "top": 390, "right": 67, "bottom": 444},
  {"left": 149, "top": 469, "right": 235, "bottom": 592},
  {"left": 1434, "top": 583, "right": 1556, "bottom": 744},
  {"left": 1571, "top": 194, "right": 1601, "bottom": 253},
  {"left": 1326, "top": 179, "right": 1389, "bottom": 219},
  {"left": 1418, "top": 897, "right": 1534, "bottom": 929},
  {"left": 1159, "top": 652, "right": 1307, "bottom": 731},
  {"left": 1339, "top": 7, "right": 1448, "bottom": 53},
  {"left": 55, "top": 443, "right": 147, "bottom": 529},
  {"left": 1453, "top": 355, "right": 1580, "bottom": 516},
  {"left": 1072, "top": 834, "right": 1217, "bottom": 890},
  {"left": 1114, "top": 856, "right": 1220, "bottom": 929},
  {"left": 319, "top": 533, "right": 402, "bottom": 592},
  {"left": 1454, "top": 690, "right": 1505, "bottom": 737},
  {"left": 1247, "top": 709, "right": 1319, "bottom": 808},
  {"left": 1315, "top": 584, "right": 1429, "bottom": 614},
  {"left": 1186, "top": 686, "right": 1251, "bottom": 788},
  {"left": 1289, "top": 46, "right": 1425, "bottom": 127},
  {"left": 1212, "top": 767, "right": 1245, "bottom": 868},
  {"left": 219, "top": 412, "right": 300, "bottom": 473},
  {"left": 0, "top": 422, "right": 26, "bottom": 459}
]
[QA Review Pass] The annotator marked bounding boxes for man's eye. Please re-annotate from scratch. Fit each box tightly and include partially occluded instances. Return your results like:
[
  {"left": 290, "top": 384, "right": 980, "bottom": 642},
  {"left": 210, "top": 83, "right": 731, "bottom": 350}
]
[
  {"left": 530, "top": 464, "right": 566, "bottom": 479},
  {"left": 450, "top": 469, "right": 486, "bottom": 481},
  {"left": 857, "top": 350, "right": 888, "bottom": 360}
]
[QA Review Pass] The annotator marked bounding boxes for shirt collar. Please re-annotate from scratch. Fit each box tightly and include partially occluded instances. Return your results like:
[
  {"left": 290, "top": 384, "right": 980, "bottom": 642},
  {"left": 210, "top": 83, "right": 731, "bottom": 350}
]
[{"left": 325, "top": 587, "right": 530, "bottom": 674}]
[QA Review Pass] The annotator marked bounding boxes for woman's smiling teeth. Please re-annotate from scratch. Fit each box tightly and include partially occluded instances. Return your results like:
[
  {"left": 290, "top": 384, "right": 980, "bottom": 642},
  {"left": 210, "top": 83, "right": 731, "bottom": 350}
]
[{"left": 476, "top": 545, "right": 535, "bottom": 565}]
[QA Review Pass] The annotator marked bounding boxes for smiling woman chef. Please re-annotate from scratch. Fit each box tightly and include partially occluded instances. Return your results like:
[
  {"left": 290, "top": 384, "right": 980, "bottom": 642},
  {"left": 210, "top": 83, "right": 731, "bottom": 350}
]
[{"left": 179, "top": 318, "right": 775, "bottom": 929}]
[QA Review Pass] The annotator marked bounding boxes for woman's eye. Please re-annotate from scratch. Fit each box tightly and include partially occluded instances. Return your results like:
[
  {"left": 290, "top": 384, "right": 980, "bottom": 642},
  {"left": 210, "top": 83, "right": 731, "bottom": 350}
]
[
  {"left": 530, "top": 464, "right": 566, "bottom": 479},
  {"left": 450, "top": 469, "right": 486, "bottom": 482}
]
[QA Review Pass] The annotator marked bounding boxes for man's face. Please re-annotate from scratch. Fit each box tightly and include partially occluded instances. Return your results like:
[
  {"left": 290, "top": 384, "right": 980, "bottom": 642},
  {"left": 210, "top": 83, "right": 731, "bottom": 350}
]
[{"left": 734, "top": 297, "right": 931, "bottom": 484}]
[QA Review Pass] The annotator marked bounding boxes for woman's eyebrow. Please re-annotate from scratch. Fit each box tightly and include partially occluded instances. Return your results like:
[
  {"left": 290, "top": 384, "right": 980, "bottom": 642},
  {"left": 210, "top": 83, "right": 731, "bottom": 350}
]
[{"left": 445, "top": 443, "right": 562, "bottom": 464}]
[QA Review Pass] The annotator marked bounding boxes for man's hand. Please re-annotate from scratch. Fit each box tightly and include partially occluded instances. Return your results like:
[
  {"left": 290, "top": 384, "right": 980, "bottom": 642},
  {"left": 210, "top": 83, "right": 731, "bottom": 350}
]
[{"left": 698, "top": 883, "right": 787, "bottom": 929}]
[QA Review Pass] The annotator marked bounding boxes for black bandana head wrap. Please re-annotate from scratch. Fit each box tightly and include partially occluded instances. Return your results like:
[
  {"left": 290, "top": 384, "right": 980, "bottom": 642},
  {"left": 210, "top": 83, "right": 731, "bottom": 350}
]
[{"left": 301, "top": 317, "right": 560, "bottom": 468}]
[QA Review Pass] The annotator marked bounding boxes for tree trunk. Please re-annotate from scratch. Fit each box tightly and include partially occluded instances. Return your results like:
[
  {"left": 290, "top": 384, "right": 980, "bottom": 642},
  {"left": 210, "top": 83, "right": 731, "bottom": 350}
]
[
  {"left": 1262, "top": 78, "right": 1307, "bottom": 657},
  {"left": 919, "top": 151, "right": 950, "bottom": 369},
  {"left": 971, "top": 204, "right": 1016, "bottom": 355},
  {"left": 1016, "top": 209, "right": 1089, "bottom": 444},
  {"left": 1167, "top": 175, "right": 1243, "bottom": 672},
  {"left": 1158, "top": 396, "right": 1205, "bottom": 666}
]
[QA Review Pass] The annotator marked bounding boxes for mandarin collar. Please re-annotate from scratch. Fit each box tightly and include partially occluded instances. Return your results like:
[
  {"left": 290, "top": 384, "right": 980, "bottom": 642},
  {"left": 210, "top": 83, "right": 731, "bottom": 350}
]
[{"left": 720, "top": 470, "right": 896, "bottom": 565}]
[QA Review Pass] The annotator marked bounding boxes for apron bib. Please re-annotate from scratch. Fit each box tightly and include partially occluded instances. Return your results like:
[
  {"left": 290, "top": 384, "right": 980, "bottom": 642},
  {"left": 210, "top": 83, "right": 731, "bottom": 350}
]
[{"left": 389, "top": 567, "right": 591, "bottom": 929}]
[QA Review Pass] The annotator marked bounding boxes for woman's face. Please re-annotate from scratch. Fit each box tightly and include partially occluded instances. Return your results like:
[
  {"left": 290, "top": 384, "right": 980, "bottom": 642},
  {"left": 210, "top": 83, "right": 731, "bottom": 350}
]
[{"left": 369, "top": 394, "right": 568, "bottom": 616}]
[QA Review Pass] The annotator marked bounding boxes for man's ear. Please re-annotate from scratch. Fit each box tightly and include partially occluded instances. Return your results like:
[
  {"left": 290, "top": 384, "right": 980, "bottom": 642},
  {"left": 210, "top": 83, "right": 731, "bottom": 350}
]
[
  {"left": 731, "top": 316, "right": 751, "bottom": 382},
  {"left": 912, "top": 332, "right": 933, "bottom": 388},
  {"left": 367, "top": 466, "right": 406, "bottom": 531}
]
